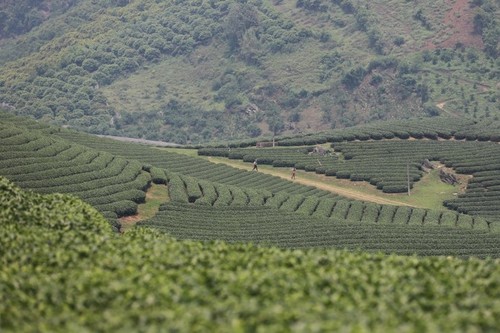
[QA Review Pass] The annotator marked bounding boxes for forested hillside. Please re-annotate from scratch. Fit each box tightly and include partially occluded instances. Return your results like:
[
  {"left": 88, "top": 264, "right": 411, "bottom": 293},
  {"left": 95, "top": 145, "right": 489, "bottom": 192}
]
[
  {"left": 0, "top": 0, "right": 498, "bottom": 143},
  {"left": 0, "top": 0, "right": 78, "bottom": 39}
]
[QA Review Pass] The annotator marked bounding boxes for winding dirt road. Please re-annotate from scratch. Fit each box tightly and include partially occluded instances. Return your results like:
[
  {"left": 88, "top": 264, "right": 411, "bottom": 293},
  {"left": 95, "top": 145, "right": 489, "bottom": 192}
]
[{"left": 208, "top": 157, "right": 414, "bottom": 207}]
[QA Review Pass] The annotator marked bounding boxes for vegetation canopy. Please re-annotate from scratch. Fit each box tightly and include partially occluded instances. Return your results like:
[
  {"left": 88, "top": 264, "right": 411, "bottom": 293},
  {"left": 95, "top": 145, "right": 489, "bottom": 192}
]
[{"left": 0, "top": 0, "right": 497, "bottom": 143}]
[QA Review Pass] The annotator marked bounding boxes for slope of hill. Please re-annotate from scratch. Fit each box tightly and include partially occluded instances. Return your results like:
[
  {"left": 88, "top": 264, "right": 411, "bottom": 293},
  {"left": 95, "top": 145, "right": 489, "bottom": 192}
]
[
  {"left": 0, "top": 0, "right": 497, "bottom": 143},
  {"left": 0, "top": 0, "right": 78, "bottom": 40},
  {"left": 2, "top": 175, "right": 500, "bottom": 331},
  {"left": 1, "top": 111, "right": 500, "bottom": 256}
]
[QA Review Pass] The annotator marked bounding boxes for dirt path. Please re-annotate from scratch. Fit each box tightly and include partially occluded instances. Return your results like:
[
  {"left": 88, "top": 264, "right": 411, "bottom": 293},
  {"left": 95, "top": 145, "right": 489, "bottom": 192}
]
[{"left": 208, "top": 157, "right": 414, "bottom": 207}]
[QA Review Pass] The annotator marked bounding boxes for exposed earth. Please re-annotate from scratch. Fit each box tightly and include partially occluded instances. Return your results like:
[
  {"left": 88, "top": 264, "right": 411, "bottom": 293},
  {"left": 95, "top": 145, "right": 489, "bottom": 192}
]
[{"left": 425, "top": 0, "right": 483, "bottom": 49}]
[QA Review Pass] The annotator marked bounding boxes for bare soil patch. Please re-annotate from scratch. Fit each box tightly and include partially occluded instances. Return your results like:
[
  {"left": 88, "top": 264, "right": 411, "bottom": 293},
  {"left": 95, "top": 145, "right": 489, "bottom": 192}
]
[{"left": 425, "top": 0, "right": 483, "bottom": 50}]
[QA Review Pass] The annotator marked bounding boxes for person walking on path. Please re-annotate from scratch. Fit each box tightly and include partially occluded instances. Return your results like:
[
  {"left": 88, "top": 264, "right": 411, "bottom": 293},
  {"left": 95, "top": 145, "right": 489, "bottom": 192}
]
[
  {"left": 291, "top": 167, "right": 296, "bottom": 180},
  {"left": 252, "top": 159, "right": 258, "bottom": 171}
]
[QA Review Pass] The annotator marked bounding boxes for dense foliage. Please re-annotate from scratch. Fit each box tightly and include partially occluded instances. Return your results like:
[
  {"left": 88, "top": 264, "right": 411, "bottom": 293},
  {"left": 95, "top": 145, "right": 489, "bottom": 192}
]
[
  {"left": 0, "top": 0, "right": 316, "bottom": 142},
  {"left": 0, "top": 0, "right": 77, "bottom": 38},
  {"left": 2, "top": 176, "right": 500, "bottom": 332}
]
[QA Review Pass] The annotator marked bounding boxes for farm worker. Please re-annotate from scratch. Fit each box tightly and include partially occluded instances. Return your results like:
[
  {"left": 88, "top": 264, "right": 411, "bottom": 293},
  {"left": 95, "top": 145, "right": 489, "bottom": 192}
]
[
  {"left": 252, "top": 159, "right": 258, "bottom": 171},
  {"left": 291, "top": 167, "right": 296, "bottom": 180}
]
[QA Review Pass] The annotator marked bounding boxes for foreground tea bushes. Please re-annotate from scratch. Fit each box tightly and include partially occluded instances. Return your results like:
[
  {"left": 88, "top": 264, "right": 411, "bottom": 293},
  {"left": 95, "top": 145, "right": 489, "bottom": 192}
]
[{"left": 2, "top": 177, "right": 500, "bottom": 332}]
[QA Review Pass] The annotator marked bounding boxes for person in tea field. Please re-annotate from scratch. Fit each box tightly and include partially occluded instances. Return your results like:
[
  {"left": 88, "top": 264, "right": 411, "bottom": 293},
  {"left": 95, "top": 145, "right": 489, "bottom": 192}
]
[
  {"left": 252, "top": 159, "right": 258, "bottom": 171},
  {"left": 291, "top": 167, "right": 296, "bottom": 180}
]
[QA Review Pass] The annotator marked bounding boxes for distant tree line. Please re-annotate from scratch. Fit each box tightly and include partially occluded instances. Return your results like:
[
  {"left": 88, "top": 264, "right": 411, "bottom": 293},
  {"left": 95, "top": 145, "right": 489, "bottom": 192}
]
[
  {"left": 0, "top": 0, "right": 77, "bottom": 38},
  {"left": 472, "top": 0, "right": 499, "bottom": 58}
]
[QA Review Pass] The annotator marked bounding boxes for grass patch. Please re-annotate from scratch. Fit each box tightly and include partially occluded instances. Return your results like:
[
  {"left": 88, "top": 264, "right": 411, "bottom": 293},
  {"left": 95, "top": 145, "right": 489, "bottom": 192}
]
[
  {"left": 391, "top": 169, "right": 458, "bottom": 210},
  {"left": 120, "top": 183, "right": 169, "bottom": 232},
  {"left": 102, "top": 44, "right": 228, "bottom": 114}
]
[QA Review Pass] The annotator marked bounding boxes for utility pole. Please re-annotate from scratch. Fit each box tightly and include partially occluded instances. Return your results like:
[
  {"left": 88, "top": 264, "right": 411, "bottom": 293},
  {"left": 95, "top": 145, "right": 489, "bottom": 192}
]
[{"left": 407, "top": 159, "right": 411, "bottom": 196}]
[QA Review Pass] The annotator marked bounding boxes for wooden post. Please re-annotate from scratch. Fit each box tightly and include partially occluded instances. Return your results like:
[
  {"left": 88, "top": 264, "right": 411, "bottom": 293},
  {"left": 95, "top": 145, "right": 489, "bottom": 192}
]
[{"left": 407, "top": 159, "right": 411, "bottom": 196}]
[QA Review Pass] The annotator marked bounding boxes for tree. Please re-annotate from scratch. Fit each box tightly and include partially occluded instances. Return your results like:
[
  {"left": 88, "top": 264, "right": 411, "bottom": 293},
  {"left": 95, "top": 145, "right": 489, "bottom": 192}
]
[
  {"left": 82, "top": 59, "right": 100, "bottom": 73},
  {"left": 393, "top": 36, "right": 405, "bottom": 46},
  {"left": 224, "top": 3, "right": 259, "bottom": 52},
  {"left": 296, "top": 0, "right": 324, "bottom": 11},
  {"left": 247, "top": 124, "right": 261, "bottom": 137},
  {"left": 266, "top": 108, "right": 285, "bottom": 141},
  {"left": 341, "top": 66, "right": 367, "bottom": 90},
  {"left": 424, "top": 103, "right": 441, "bottom": 117},
  {"left": 240, "top": 28, "right": 263, "bottom": 65},
  {"left": 483, "top": 27, "right": 499, "bottom": 58}
]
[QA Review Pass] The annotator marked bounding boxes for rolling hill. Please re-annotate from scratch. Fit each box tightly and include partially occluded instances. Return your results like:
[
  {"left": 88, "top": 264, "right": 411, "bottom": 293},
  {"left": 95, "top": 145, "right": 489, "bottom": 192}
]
[
  {"left": 1, "top": 1, "right": 500, "bottom": 328},
  {"left": 1, "top": 111, "right": 500, "bottom": 256}
]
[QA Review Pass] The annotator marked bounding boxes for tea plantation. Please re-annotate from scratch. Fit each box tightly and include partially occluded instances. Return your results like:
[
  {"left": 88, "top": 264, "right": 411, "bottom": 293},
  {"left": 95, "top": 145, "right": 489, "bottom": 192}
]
[
  {"left": 2, "top": 112, "right": 500, "bottom": 330},
  {"left": 2, "top": 176, "right": 500, "bottom": 332}
]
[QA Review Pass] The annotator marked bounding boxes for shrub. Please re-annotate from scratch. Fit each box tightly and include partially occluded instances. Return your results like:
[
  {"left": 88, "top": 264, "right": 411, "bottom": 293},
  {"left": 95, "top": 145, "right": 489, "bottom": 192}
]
[
  {"left": 325, "top": 169, "right": 337, "bottom": 176},
  {"left": 336, "top": 171, "right": 351, "bottom": 179},
  {"left": 382, "top": 185, "right": 408, "bottom": 193}
]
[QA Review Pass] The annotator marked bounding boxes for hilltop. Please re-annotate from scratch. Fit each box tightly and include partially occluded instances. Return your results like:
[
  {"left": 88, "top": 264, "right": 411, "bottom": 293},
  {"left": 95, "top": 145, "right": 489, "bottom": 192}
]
[{"left": 0, "top": 0, "right": 498, "bottom": 143}]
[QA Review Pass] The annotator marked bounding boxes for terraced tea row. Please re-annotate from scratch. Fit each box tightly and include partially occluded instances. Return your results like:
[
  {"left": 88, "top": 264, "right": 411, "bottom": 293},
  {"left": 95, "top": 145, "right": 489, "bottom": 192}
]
[
  {"left": 204, "top": 117, "right": 488, "bottom": 148},
  {"left": 2, "top": 115, "right": 500, "bottom": 255},
  {"left": 56, "top": 130, "right": 339, "bottom": 199},
  {"left": 281, "top": 117, "right": 500, "bottom": 146},
  {"left": 200, "top": 139, "right": 500, "bottom": 224},
  {"left": 53, "top": 125, "right": 498, "bottom": 234},
  {"left": 160, "top": 166, "right": 496, "bottom": 233},
  {"left": 139, "top": 202, "right": 500, "bottom": 257},
  {"left": 333, "top": 140, "right": 500, "bottom": 223},
  {"left": 0, "top": 122, "right": 151, "bottom": 228},
  {"left": 199, "top": 146, "right": 338, "bottom": 172}
]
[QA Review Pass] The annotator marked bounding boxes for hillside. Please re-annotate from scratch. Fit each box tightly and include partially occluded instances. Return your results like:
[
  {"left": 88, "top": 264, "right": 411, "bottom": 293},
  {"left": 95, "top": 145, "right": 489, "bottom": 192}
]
[
  {"left": 2, "top": 111, "right": 500, "bottom": 257},
  {"left": 2, "top": 105, "right": 500, "bottom": 329},
  {"left": 0, "top": 0, "right": 78, "bottom": 40},
  {"left": 0, "top": 0, "right": 498, "bottom": 143}
]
